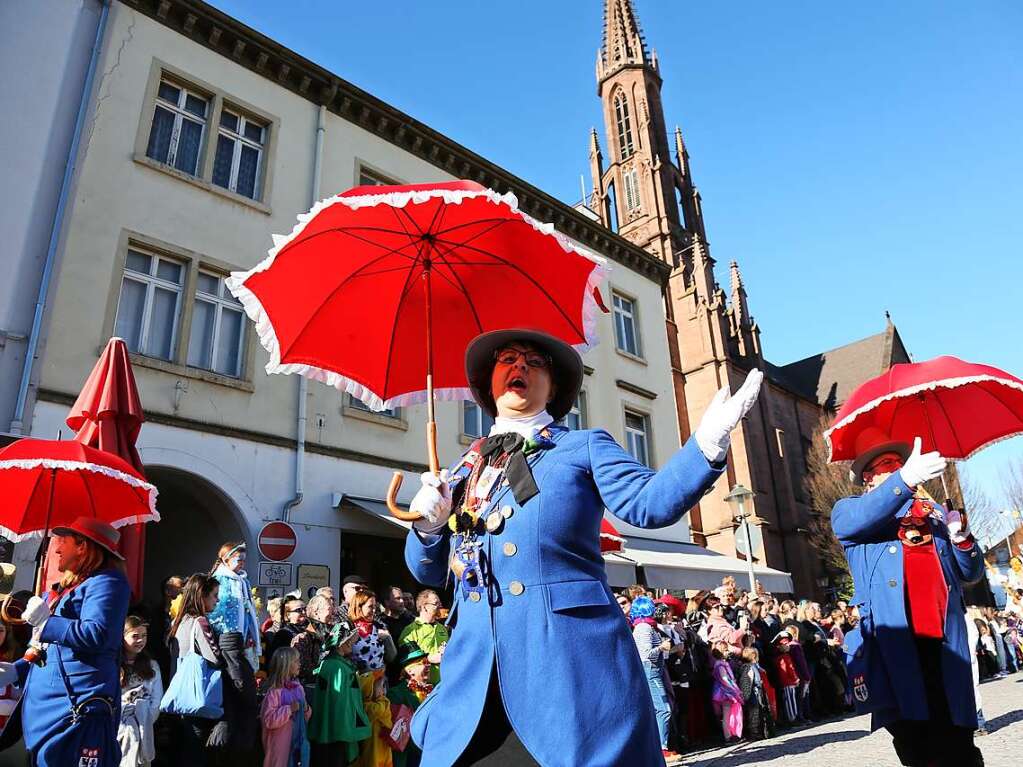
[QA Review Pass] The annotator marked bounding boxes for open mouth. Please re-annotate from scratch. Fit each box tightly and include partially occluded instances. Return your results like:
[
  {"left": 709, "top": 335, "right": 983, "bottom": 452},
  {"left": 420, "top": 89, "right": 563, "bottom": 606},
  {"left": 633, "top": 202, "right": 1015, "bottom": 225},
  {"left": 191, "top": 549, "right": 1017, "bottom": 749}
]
[{"left": 506, "top": 375, "right": 527, "bottom": 395}]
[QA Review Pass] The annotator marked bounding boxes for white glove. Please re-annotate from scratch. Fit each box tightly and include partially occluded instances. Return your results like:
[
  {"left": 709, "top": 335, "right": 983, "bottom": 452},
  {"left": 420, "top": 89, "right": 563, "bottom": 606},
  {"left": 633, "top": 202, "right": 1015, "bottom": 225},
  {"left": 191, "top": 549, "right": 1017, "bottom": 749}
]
[
  {"left": 22, "top": 595, "right": 49, "bottom": 629},
  {"left": 898, "top": 437, "right": 947, "bottom": 488},
  {"left": 694, "top": 369, "right": 764, "bottom": 463},
  {"left": 945, "top": 508, "right": 971, "bottom": 545},
  {"left": 0, "top": 662, "right": 17, "bottom": 688},
  {"left": 411, "top": 470, "right": 452, "bottom": 534}
]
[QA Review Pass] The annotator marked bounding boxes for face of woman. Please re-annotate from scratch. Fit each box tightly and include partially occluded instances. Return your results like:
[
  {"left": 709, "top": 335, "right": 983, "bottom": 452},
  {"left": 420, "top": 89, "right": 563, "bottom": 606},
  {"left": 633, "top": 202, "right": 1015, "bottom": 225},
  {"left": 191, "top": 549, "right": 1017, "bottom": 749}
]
[
  {"left": 490, "top": 343, "right": 554, "bottom": 418},
  {"left": 360, "top": 597, "right": 377, "bottom": 619},
  {"left": 288, "top": 656, "right": 301, "bottom": 678},
  {"left": 124, "top": 626, "right": 148, "bottom": 655},
  {"left": 204, "top": 585, "right": 220, "bottom": 614},
  {"left": 52, "top": 534, "right": 88, "bottom": 572}
]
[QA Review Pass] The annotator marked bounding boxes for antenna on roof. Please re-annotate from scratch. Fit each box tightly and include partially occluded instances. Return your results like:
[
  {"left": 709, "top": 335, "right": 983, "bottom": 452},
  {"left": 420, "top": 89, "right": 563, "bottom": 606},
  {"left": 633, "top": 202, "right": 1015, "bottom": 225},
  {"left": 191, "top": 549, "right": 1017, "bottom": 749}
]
[{"left": 579, "top": 174, "right": 587, "bottom": 206}]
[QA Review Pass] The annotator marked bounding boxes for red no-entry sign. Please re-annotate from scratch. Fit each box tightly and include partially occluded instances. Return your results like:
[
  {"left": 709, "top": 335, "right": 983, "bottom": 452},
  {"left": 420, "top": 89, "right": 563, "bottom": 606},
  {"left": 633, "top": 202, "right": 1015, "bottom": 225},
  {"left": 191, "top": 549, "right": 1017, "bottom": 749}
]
[{"left": 258, "top": 521, "right": 297, "bottom": 561}]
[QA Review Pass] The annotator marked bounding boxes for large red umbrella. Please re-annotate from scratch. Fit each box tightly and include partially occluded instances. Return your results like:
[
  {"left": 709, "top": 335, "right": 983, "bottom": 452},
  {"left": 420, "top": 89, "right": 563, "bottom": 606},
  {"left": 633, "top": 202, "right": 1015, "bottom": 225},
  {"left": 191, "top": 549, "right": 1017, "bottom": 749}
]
[
  {"left": 227, "top": 180, "right": 608, "bottom": 517},
  {"left": 824, "top": 355, "right": 1023, "bottom": 461},
  {"left": 40, "top": 338, "right": 149, "bottom": 598}
]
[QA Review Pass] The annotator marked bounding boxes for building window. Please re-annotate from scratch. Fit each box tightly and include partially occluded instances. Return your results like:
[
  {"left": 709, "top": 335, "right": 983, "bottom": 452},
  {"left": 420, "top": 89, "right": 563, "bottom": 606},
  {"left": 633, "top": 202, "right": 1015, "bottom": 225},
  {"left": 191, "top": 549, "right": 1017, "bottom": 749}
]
[
  {"left": 462, "top": 401, "right": 495, "bottom": 439},
  {"left": 348, "top": 395, "right": 401, "bottom": 419},
  {"left": 146, "top": 79, "right": 209, "bottom": 176},
  {"left": 613, "top": 92, "right": 634, "bottom": 160},
  {"left": 624, "top": 410, "right": 650, "bottom": 465},
  {"left": 114, "top": 248, "right": 185, "bottom": 361},
  {"left": 359, "top": 168, "right": 399, "bottom": 187},
  {"left": 187, "top": 271, "right": 246, "bottom": 377},
  {"left": 212, "top": 109, "right": 267, "bottom": 200},
  {"left": 564, "top": 392, "right": 587, "bottom": 430},
  {"left": 612, "top": 291, "right": 641, "bottom": 357},
  {"left": 622, "top": 167, "right": 640, "bottom": 211}
]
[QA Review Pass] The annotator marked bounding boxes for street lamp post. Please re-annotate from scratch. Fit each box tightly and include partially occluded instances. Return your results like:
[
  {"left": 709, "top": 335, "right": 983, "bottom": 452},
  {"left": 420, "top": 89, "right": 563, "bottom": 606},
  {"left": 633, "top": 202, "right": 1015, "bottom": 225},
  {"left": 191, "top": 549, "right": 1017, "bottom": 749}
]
[{"left": 724, "top": 483, "right": 757, "bottom": 593}]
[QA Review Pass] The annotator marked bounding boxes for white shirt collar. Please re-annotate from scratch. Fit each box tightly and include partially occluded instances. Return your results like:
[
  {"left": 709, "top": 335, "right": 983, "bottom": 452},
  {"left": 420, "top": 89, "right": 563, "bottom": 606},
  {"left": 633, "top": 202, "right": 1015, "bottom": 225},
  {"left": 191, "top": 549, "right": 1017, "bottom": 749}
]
[{"left": 489, "top": 411, "right": 554, "bottom": 441}]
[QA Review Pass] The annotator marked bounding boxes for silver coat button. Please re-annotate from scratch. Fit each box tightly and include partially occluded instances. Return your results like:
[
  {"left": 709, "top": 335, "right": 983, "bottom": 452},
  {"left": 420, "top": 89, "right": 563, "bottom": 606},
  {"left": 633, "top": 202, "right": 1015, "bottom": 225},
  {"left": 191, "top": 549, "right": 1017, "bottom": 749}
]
[
  {"left": 503, "top": 542, "right": 517, "bottom": 557},
  {"left": 486, "top": 512, "right": 503, "bottom": 533},
  {"left": 894, "top": 487, "right": 903, "bottom": 496},
  {"left": 509, "top": 581, "right": 525, "bottom": 596},
  {"left": 501, "top": 505, "right": 514, "bottom": 519},
  {"left": 469, "top": 591, "right": 481, "bottom": 602},
  {"left": 888, "top": 579, "right": 898, "bottom": 587},
  {"left": 889, "top": 546, "right": 897, "bottom": 554}
]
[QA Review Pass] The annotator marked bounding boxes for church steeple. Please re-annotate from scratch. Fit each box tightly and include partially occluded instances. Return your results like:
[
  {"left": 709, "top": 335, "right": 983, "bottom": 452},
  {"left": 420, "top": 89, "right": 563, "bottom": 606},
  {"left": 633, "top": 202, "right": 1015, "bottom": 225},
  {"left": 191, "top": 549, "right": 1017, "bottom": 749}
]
[{"left": 597, "top": 0, "right": 659, "bottom": 83}]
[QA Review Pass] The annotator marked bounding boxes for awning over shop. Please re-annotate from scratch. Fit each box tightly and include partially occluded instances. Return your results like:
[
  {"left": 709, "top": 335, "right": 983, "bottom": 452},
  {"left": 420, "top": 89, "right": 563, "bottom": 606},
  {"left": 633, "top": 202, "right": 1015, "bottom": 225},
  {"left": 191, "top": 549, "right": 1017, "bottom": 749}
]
[
  {"left": 602, "top": 552, "right": 638, "bottom": 587},
  {"left": 341, "top": 495, "right": 412, "bottom": 537},
  {"left": 624, "top": 544, "right": 794, "bottom": 594}
]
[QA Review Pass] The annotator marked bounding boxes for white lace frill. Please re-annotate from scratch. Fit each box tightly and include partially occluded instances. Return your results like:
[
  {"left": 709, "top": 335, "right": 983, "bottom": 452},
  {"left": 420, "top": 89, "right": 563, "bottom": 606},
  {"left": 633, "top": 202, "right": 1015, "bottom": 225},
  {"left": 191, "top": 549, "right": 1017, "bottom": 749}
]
[
  {"left": 0, "top": 457, "right": 160, "bottom": 542},
  {"left": 225, "top": 185, "right": 610, "bottom": 412}
]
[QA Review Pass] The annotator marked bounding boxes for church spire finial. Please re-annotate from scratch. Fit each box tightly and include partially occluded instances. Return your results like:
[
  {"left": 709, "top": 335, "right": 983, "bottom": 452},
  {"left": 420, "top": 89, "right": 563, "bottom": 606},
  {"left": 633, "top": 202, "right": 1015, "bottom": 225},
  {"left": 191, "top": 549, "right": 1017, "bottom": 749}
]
[{"left": 598, "top": 0, "right": 653, "bottom": 81}]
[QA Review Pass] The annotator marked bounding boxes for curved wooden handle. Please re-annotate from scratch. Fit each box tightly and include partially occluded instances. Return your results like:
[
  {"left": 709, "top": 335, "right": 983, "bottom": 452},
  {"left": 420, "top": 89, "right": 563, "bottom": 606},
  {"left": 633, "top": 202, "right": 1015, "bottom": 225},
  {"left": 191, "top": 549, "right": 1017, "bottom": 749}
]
[
  {"left": 0, "top": 595, "right": 25, "bottom": 626},
  {"left": 385, "top": 471, "right": 423, "bottom": 522}
]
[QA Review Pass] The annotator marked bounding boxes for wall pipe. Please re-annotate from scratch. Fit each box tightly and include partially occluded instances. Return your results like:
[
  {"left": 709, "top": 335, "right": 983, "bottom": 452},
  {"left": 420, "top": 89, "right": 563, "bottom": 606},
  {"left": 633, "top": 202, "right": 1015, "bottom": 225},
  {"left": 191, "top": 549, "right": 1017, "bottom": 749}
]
[
  {"left": 283, "top": 104, "right": 326, "bottom": 520},
  {"left": 11, "top": 0, "right": 111, "bottom": 434}
]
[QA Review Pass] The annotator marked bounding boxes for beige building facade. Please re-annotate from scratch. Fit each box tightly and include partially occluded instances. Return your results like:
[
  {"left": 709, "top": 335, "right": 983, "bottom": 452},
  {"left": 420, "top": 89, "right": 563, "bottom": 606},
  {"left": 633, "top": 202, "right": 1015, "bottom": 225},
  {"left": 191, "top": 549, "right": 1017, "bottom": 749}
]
[{"left": 8, "top": 0, "right": 697, "bottom": 601}]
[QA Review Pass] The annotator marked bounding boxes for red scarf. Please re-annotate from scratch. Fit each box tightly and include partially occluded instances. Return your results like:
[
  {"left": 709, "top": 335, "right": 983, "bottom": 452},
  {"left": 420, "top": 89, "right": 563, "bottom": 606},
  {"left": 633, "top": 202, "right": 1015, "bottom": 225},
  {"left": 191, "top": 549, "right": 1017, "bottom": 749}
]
[
  {"left": 901, "top": 499, "right": 948, "bottom": 639},
  {"left": 355, "top": 618, "right": 375, "bottom": 638}
]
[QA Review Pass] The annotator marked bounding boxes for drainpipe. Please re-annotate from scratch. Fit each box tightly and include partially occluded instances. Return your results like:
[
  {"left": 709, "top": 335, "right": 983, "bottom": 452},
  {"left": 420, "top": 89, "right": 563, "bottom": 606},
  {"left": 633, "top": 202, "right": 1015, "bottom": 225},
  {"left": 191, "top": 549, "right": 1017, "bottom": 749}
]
[
  {"left": 282, "top": 104, "right": 326, "bottom": 520},
  {"left": 11, "top": 0, "right": 111, "bottom": 434}
]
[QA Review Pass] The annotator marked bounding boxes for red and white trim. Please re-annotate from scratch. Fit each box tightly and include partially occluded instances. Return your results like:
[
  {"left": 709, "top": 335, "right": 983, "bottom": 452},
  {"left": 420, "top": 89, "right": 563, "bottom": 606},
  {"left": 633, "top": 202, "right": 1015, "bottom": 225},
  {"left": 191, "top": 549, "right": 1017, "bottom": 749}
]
[{"left": 225, "top": 185, "right": 609, "bottom": 412}]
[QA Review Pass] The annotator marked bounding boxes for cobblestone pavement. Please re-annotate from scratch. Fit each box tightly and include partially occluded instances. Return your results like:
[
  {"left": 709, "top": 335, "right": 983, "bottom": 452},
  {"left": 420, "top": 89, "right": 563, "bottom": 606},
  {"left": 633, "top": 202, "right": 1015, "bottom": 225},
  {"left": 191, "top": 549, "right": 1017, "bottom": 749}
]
[{"left": 686, "top": 675, "right": 1023, "bottom": 767}]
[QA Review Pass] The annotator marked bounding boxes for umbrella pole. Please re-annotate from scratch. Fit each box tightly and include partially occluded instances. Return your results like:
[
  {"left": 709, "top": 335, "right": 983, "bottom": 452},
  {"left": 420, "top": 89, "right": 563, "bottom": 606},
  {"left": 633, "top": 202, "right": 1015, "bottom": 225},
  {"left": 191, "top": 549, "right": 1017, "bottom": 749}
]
[{"left": 34, "top": 468, "right": 57, "bottom": 595}]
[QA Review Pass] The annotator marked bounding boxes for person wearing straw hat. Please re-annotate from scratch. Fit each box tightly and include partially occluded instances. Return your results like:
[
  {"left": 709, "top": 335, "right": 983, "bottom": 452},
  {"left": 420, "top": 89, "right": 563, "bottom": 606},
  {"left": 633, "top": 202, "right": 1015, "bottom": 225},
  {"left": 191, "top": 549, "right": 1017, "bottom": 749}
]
[
  {"left": 0, "top": 516, "right": 130, "bottom": 767},
  {"left": 832, "top": 426, "right": 984, "bottom": 767},
  {"left": 404, "top": 328, "right": 762, "bottom": 767}
]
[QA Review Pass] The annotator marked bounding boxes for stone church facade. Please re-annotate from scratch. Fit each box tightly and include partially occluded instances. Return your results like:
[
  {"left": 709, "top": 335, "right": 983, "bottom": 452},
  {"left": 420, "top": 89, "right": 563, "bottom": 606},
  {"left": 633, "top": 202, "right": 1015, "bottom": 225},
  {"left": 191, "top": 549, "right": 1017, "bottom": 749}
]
[{"left": 588, "top": 0, "right": 910, "bottom": 599}]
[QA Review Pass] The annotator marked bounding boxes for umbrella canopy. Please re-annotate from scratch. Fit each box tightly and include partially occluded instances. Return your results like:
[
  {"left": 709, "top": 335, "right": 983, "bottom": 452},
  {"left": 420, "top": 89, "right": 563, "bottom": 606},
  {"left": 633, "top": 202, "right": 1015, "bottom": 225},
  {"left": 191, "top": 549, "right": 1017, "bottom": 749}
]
[
  {"left": 600, "top": 518, "right": 626, "bottom": 554},
  {"left": 825, "top": 355, "right": 1023, "bottom": 462},
  {"left": 226, "top": 180, "right": 607, "bottom": 411},
  {"left": 44, "top": 337, "right": 149, "bottom": 599},
  {"left": 0, "top": 439, "right": 158, "bottom": 542}
]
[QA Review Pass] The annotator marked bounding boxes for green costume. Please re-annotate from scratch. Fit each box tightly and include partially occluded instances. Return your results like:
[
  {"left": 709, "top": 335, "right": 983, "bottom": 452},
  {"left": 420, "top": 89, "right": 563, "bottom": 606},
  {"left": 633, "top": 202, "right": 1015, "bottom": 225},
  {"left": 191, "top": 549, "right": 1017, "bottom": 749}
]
[
  {"left": 398, "top": 619, "right": 449, "bottom": 685},
  {"left": 308, "top": 655, "right": 371, "bottom": 763},
  {"left": 386, "top": 681, "right": 423, "bottom": 767}
]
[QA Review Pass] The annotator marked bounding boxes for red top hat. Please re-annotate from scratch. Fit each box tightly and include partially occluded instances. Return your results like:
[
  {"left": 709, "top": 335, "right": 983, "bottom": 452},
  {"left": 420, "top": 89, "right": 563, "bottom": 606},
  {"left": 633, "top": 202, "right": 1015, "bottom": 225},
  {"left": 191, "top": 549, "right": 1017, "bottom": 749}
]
[
  {"left": 849, "top": 426, "right": 911, "bottom": 487},
  {"left": 654, "top": 594, "right": 687, "bottom": 615},
  {"left": 51, "top": 516, "right": 125, "bottom": 560}
]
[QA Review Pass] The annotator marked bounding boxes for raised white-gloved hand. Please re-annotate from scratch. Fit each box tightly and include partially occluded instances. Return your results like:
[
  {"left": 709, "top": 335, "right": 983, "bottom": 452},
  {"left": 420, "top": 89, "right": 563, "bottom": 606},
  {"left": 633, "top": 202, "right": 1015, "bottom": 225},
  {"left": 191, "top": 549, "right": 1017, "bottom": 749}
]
[
  {"left": 898, "top": 437, "right": 947, "bottom": 488},
  {"left": 945, "top": 507, "right": 971, "bottom": 545},
  {"left": 694, "top": 369, "right": 764, "bottom": 463},
  {"left": 0, "top": 662, "right": 17, "bottom": 687},
  {"left": 411, "top": 469, "right": 452, "bottom": 534},
  {"left": 22, "top": 595, "right": 49, "bottom": 629}
]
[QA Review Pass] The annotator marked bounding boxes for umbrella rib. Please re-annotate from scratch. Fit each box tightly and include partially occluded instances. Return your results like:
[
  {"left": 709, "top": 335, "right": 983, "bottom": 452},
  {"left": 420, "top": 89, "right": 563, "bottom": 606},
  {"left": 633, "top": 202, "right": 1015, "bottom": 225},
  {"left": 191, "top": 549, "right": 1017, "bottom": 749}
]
[
  {"left": 433, "top": 218, "right": 515, "bottom": 253},
  {"left": 78, "top": 465, "right": 100, "bottom": 521},
  {"left": 972, "top": 381, "right": 1023, "bottom": 427},
  {"left": 927, "top": 393, "right": 965, "bottom": 456},
  {"left": 380, "top": 251, "right": 425, "bottom": 403},
  {"left": 273, "top": 227, "right": 418, "bottom": 263},
  {"left": 430, "top": 250, "right": 484, "bottom": 335},
  {"left": 431, "top": 235, "right": 586, "bottom": 339},
  {"left": 287, "top": 223, "right": 421, "bottom": 249},
  {"left": 432, "top": 217, "right": 513, "bottom": 239}
]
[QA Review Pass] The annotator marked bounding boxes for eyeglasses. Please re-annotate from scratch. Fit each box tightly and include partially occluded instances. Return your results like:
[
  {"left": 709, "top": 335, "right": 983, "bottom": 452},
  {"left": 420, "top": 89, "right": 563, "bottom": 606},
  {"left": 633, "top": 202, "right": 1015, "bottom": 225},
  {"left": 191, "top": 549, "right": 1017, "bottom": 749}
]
[
  {"left": 862, "top": 456, "right": 902, "bottom": 480},
  {"left": 287, "top": 607, "right": 305, "bottom": 614},
  {"left": 494, "top": 348, "right": 551, "bottom": 369}
]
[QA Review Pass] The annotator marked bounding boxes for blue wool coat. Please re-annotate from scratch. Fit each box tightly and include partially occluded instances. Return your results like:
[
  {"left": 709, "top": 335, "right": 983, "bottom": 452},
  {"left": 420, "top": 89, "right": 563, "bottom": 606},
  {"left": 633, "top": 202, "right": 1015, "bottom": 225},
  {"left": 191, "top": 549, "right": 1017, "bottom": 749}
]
[
  {"left": 832, "top": 472, "right": 983, "bottom": 731},
  {"left": 405, "top": 427, "right": 722, "bottom": 767},
  {"left": 16, "top": 567, "right": 130, "bottom": 766}
]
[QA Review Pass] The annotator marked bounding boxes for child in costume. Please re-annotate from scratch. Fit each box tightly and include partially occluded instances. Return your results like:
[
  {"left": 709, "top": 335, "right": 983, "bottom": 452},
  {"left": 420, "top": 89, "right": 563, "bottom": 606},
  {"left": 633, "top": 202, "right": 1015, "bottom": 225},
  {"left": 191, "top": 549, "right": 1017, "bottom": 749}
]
[
  {"left": 772, "top": 631, "right": 801, "bottom": 724},
  {"left": 355, "top": 669, "right": 393, "bottom": 767},
  {"left": 737, "top": 647, "right": 774, "bottom": 741},
  {"left": 710, "top": 641, "right": 743, "bottom": 741},
  {"left": 308, "top": 620, "right": 370, "bottom": 767},
  {"left": 0, "top": 619, "right": 22, "bottom": 733},
  {"left": 118, "top": 616, "right": 163, "bottom": 767},
  {"left": 386, "top": 645, "right": 430, "bottom": 767},
  {"left": 784, "top": 624, "right": 812, "bottom": 721},
  {"left": 208, "top": 541, "right": 262, "bottom": 671},
  {"left": 261, "top": 646, "right": 310, "bottom": 767}
]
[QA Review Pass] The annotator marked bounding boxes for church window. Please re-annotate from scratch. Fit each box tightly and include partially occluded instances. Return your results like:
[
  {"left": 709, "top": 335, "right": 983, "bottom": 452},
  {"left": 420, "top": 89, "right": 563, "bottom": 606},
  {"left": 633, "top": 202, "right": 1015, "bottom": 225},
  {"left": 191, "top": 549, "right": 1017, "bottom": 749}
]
[
  {"left": 622, "top": 168, "right": 640, "bottom": 211},
  {"left": 613, "top": 92, "right": 635, "bottom": 160}
]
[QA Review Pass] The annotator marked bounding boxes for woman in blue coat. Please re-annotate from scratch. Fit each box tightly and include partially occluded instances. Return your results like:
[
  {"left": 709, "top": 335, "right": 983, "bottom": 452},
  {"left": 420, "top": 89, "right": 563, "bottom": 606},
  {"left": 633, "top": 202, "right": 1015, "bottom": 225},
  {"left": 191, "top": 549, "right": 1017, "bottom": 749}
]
[
  {"left": 404, "top": 329, "right": 762, "bottom": 766},
  {"left": 833, "top": 428, "right": 985, "bottom": 767},
  {"left": 0, "top": 516, "right": 130, "bottom": 767}
]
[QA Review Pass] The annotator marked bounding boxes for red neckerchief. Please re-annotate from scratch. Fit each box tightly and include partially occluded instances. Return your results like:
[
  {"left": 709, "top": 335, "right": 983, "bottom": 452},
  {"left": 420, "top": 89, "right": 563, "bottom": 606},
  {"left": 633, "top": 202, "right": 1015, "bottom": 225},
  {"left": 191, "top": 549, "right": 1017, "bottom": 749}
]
[
  {"left": 901, "top": 499, "right": 948, "bottom": 639},
  {"left": 631, "top": 616, "right": 658, "bottom": 628},
  {"left": 355, "top": 618, "right": 374, "bottom": 638},
  {"left": 407, "top": 678, "right": 434, "bottom": 700}
]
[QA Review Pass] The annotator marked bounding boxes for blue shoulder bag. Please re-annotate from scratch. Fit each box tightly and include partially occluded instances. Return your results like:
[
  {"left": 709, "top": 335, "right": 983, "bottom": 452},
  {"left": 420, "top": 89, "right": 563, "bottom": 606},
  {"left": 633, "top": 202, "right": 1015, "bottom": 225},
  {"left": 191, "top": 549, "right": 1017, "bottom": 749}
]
[{"left": 160, "top": 619, "right": 223, "bottom": 719}]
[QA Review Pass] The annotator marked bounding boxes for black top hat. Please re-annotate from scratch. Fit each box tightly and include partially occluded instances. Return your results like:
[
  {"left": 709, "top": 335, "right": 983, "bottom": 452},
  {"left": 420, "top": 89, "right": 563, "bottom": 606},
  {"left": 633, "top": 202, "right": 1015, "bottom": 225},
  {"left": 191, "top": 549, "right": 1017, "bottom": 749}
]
[{"left": 465, "top": 329, "right": 583, "bottom": 422}]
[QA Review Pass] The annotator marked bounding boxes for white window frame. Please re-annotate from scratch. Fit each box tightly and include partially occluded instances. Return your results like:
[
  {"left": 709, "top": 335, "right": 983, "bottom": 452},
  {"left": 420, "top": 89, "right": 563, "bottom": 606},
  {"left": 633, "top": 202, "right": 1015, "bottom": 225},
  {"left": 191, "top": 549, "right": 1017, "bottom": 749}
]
[
  {"left": 213, "top": 108, "right": 267, "bottom": 198},
  {"left": 623, "top": 167, "right": 640, "bottom": 211},
  {"left": 188, "top": 270, "right": 246, "bottom": 377},
  {"left": 148, "top": 79, "right": 208, "bottom": 174},
  {"left": 612, "top": 291, "right": 642, "bottom": 357},
  {"left": 624, "top": 409, "right": 650, "bottom": 465},
  {"left": 564, "top": 391, "right": 587, "bottom": 430},
  {"left": 347, "top": 394, "right": 401, "bottom": 420},
  {"left": 358, "top": 167, "right": 400, "bottom": 187},
  {"left": 115, "top": 249, "right": 185, "bottom": 361},
  {"left": 462, "top": 400, "right": 495, "bottom": 439}
]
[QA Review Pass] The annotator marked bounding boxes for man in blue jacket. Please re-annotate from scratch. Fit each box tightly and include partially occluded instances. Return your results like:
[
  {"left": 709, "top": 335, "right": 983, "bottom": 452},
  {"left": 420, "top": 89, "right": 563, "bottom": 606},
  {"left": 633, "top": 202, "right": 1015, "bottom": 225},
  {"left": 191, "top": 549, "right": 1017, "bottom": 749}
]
[
  {"left": 833, "top": 427, "right": 984, "bottom": 767},
  {"left": 404, "top": 328, "right": 762, "bottom": 766}
]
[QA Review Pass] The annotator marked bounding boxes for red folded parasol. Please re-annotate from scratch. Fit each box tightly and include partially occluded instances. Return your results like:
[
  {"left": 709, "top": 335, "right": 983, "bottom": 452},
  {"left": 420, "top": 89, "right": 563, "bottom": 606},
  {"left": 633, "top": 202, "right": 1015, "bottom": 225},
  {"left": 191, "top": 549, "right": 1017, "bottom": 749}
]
[
  {"left": 824, "top": 355, "right": 1023, "bottom": 462},
  {"left": 227, "top": 180, "right": 608, "bottom": 519},
  {"left": 40, "top": 337, "right": 149, "bottom": 599},
  {"left": 601, "top": 518, "right": 626, "bottom": 553}
]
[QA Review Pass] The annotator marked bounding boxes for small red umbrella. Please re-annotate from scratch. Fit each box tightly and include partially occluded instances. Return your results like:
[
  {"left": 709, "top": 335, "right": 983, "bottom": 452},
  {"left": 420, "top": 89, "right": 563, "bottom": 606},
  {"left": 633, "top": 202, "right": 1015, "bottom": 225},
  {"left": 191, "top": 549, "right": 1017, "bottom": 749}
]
[
  {"left": 227, "top": 180, "right": 608, "bottom": 518},
  {"left": 40, "top": 338, "right": 148, "bottom": 599},
  {"left": 601, "top": 518, "right": 626, "bottom": 554},
  {"left": 824, "top": 355, "right": 1023, "bottom": 462}
]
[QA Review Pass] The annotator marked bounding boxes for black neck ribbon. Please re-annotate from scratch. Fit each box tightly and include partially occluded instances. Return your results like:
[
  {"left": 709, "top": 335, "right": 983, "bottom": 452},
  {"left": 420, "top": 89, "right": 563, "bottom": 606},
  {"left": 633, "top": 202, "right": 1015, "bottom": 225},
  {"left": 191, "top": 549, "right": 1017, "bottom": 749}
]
[{"left": 479, "top": 432, "right": 539, "bottom": 506}]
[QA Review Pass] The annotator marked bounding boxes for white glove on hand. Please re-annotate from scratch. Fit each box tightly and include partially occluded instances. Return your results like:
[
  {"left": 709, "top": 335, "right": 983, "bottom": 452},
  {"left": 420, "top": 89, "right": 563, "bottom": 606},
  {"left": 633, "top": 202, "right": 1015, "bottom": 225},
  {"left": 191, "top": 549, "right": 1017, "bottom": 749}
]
[
  {"left": 0, "top": 662, "right": 17, "bottom": 688},
  {"left": 411, "top": 470, "right": 452, "bottom": 535},
  {"left": 694, "top": 369, "right": 764, "bottom": 463},
  {"left": 945, "top": 508, "right": 971, "bottom": 544},
  {"left": 22, "top": 595, "right": 49, "bottom": 629},
  {"left": 898, "top": 437, "right": 947, "bottom": 488}
]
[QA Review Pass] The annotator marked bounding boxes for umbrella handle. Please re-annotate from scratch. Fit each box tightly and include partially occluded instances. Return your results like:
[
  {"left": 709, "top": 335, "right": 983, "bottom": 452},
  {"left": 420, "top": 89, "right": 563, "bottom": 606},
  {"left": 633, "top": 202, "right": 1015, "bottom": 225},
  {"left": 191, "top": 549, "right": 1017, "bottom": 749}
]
[
  {"left": 385, "top": 473, "right": 422, "bottom": 522},
  {"left": 0, "top": 596, "right": 26, "bottom": 626}
]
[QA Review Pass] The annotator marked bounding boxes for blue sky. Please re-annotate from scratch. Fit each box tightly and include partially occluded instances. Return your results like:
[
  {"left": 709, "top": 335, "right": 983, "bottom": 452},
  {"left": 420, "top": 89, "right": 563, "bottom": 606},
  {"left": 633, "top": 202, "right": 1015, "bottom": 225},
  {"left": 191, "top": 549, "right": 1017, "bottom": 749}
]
[{"left": 207, "top": 0, "right": 1023, "bottom": 503}]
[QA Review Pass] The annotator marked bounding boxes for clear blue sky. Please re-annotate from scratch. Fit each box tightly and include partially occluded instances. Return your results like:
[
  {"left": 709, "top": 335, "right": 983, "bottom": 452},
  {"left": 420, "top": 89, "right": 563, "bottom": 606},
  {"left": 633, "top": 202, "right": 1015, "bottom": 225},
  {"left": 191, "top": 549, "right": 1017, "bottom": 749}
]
[{"left": 207, "top": 0, "right": 1023, "bottom": 503}]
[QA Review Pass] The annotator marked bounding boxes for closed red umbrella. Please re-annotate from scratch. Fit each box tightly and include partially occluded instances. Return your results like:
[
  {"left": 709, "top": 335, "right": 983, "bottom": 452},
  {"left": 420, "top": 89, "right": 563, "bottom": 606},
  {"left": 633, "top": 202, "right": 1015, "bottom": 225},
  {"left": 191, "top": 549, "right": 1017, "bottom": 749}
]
[
  {"left": 601, "top": 518, "right": 626, "bottom": 553},
  {"left": 40, "top": 338, "right": 149, "bottom": 598},
  {"left": 825, "top": 355, "right": 1023, "bottom": 461},
  {"left": 228, "top": 180, "right": 608, "bottom": 518}
]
